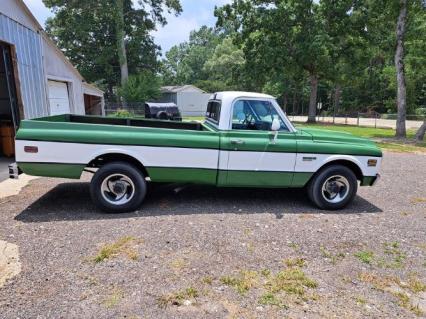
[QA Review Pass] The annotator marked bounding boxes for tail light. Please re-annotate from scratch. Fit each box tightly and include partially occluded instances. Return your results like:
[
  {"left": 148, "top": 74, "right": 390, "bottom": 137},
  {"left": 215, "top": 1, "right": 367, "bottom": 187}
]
[{"left": 24, "top": 146, "right": 38, "bottom": 153}]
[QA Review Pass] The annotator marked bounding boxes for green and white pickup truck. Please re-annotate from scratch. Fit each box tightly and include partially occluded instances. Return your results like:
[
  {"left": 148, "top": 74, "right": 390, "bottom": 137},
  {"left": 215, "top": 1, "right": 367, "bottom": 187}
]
[{"left": 11, "top": 91, "right": 382, "bottom": 212}]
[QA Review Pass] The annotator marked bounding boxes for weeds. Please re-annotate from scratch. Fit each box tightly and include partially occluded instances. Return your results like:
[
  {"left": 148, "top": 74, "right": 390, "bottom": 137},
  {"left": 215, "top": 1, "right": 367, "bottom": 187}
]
[
  {"left": 283, "top": 258, "right": 306, "bottom": 268},
  {"left": 358, "top": 272, "right": 398, "bottom": 290},
  {"left": 354, "top": 251, "right": 374, "bottom": 264},
  {"left": 170, "top": 258, "right": 188, "bottom": 271},
  {"left": 220, "top": 270, "right": 258, "bottom": 295},
  {"left": 201, "top": 276, "right": 213, "bottom": 285},
  {"left": 287, "top": 242, "right": 300, "bottom": 250},
  {"left": 320, "top": 246, "right": 345, "bottom": 264},
  {"left": 393, "top": 292, "right": 424, "bottom": 317},
  {"left": 157, "top": 287, "right": 199, "bottom": 308},
  {"left": 103, "top": 288, "right": 124, "bottom": 308},
  {"left": 411, "top": 197, "right": 426, "bottom": 204},
  {"left": 246, "top": 242, "right": 255, "bottom": 253},
  {"left": 261, "top": 269, "right": 271, "bottom": 277},
  {"left": 217, "top": 264, "right": 318, "bottom": 308},
  {"left": 403, "top": 276, "right": 426, "bottom": 294},
  {"left": 355, "top": 296, "right": 367, "bottom": 305},
  {"left": 93, "top": 237, "right": 140, "bottom": 263},
  {"left": 259, "top": 292, "right": 287, "bottom": 308},
  {"left": 376, "top": 242, "right": 406, "bottom": 269}
]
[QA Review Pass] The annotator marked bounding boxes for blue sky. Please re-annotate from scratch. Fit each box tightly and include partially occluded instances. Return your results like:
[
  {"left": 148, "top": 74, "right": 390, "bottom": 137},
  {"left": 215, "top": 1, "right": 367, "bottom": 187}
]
[{"left": 22, "top": 0, "right": 232, "bottom": 54}]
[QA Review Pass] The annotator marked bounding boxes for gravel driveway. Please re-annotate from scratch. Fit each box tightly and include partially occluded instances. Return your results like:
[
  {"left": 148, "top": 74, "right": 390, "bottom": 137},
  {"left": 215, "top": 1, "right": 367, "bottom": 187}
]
[{"left": 0, "top": 151, "right": 425, "bottom": 319}]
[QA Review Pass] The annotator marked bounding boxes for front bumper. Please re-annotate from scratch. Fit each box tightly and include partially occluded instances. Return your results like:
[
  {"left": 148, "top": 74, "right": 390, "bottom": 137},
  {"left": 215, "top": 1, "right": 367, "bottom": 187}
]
[
  {"left": 361, "top": 174, "right": 380, "bottom": 186},
  {"left": 8, "top": 163, "right": 22, "bottom": 179}
]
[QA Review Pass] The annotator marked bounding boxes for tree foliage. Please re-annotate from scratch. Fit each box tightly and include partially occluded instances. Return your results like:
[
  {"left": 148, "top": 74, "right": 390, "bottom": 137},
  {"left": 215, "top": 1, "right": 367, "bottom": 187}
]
[
  {"left": 117, "top": 71, "right": 162, "bottom": 102},
  {"left": 159, "top": 0, "right": 425, "bottom": 127},
  {"left": 43, "top": 0, "right": 181, "bottom": 98}
]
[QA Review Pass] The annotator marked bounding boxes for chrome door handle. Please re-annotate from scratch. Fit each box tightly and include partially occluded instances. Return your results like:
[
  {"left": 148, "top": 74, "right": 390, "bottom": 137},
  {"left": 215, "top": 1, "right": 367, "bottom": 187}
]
[{"left": 230, "top": 139, "right": 245, "bottom": 145}]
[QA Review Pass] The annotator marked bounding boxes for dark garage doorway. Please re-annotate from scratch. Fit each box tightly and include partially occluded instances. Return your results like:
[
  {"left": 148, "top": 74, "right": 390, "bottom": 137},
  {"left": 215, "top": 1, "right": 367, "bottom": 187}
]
[
  {"left": 0, "top": 41, "right": 21, "bottom": 180},
  {"left": 84, "top": 94, "right": 103, "bottom": 115}
]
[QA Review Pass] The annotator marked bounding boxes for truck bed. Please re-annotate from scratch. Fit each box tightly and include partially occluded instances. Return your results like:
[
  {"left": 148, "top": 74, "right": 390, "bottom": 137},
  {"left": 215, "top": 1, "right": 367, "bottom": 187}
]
[{"left": 33, "top": 114, "right": 205, "bottom": 131}]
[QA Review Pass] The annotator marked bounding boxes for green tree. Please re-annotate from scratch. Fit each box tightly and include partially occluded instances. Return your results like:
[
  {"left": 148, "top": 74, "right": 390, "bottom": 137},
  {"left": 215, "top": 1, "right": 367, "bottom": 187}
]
[
  {"left": 160, "top": 26, "right": 224, "bottom": 89},
  {"left": 43, "top": 0, "right": 182, "bottom": 98},
  {"left": 203, "top": 37, "right": 245, "bottom": 90},
  {"left": 216, "top": 0, "right": 337, "bottom": 123}
]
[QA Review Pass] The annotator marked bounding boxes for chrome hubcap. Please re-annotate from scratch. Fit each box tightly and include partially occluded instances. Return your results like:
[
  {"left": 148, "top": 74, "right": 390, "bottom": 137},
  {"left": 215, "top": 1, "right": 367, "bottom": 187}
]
[
  {"left": 101, "top": 174, "right": 135, "bottom": 205},
  {"left": 321, "top": 175, "right": 350, "bottom": 204}
]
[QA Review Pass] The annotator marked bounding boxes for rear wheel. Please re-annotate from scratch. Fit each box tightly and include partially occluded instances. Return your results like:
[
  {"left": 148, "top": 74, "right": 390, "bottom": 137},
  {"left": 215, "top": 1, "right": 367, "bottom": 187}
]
[
  {"left": 307, "top": 165, "right": 358, "bottom": 210},
  {"left": 90, "top": 162, "right": 147, "bottom": 213}
]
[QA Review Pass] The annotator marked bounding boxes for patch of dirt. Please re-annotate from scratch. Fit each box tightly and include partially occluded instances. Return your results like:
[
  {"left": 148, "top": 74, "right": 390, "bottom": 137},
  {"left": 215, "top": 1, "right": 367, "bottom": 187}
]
[
  {"left": 0, "top": 175, "right": 38, "bottom": 199},
  {"left": 0, "top": 240, "right": 21, "bottom": 287}
]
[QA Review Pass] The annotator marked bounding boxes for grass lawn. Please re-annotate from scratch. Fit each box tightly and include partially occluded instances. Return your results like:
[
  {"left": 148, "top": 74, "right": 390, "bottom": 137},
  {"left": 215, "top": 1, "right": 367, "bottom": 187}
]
[
  {"left": 295, "top": 122, "right": 425, "bottom": 153},
  {"left": 183, "top": 116, "right": 205, "bottom": 122},
  {"left": 293, "top": 122, "right": 417, "bottom": 139}
]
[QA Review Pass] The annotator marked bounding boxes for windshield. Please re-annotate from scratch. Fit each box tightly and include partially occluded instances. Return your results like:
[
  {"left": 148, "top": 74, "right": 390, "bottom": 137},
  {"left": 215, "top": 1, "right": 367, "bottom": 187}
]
[{"left": 232, "top": 99, "right": 289, "bottom": 131}]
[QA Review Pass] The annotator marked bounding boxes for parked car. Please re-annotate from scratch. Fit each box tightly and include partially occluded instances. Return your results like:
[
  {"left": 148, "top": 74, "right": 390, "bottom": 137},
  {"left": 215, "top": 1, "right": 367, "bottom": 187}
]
[{"left": 11, "top": 91, "right": 382, "bottom": 213}]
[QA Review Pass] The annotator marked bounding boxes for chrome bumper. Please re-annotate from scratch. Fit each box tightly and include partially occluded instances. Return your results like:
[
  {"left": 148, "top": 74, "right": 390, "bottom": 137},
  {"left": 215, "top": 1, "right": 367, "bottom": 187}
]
[
  {"left": 8, "top": 163, "right": 20, "bottom": 179},
  {"left": 371, "top": 173, "right": 381, "bottom": 186}
]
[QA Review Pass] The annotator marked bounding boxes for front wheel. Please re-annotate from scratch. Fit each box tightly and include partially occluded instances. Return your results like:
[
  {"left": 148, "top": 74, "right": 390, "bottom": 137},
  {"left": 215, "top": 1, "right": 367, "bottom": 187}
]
[
  {"left": 307, "top": 165, "right": 358, "bottom": 210},
  {"left": 90, "top": 162, "right": 147, "bottom": 213}
]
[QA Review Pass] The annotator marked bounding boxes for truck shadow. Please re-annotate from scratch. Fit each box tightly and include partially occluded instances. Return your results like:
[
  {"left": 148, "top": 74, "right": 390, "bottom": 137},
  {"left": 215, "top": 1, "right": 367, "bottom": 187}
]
[{"left": 15, "top": 182, "right": 382, "bottom": 223}]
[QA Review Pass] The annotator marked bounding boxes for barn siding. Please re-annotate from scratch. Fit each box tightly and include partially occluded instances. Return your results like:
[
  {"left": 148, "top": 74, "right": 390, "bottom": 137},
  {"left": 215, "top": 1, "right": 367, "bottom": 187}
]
[{"left": 0, "top": 13, "right": 48, "bottom": 119}]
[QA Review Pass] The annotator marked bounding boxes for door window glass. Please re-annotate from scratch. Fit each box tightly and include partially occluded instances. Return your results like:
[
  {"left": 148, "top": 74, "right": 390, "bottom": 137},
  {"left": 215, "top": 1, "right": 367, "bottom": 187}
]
[{"left": 232, "top": 100, "right": 288, "bottom": 131}]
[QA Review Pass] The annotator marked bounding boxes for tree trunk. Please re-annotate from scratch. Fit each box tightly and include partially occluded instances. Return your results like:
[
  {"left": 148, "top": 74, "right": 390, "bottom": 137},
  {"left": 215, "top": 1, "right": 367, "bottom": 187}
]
[
  {"left": 333, "top": 84, "right": 341, "bottom": 115},
  {"left": 292, "top": 91, "right": 297, "bottom": 115},
  {"left": 282, "top": 92, "right": 288, "bottom": 112},
  {"left": 395, "top": 0, "right": 408, "bottom": 138},
  {"left": 415, "top": 121, "right": 426, "bottom": 142},
  {"left": 307, "top": 73, "right": 318, "bottom": 123},
  {"left": 116, "top": 0, "right": 129, "bottom": 87}
]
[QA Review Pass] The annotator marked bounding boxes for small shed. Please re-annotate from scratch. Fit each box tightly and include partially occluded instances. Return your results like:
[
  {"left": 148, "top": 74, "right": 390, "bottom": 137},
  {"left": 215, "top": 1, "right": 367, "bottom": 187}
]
[
  {"left": 159, "top": 85, "right": 210, "bottom": 117},
  {"left": 0, "top": 0, "right": 104, "bottom": 158}
]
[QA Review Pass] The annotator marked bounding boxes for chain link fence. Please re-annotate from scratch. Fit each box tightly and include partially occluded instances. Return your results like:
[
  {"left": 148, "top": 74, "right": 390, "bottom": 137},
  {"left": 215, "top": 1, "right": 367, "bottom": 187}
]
[
  {"left": 288, "top": 112, "right": 425, "bottom": 130},
  {"left": 104, "top": 102, "right": 146, "bottom": 117}
]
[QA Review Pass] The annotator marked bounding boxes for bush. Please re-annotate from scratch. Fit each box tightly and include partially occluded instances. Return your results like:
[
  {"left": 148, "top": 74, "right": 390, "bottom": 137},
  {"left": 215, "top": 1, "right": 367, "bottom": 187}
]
[
  {"left": 117, "top": 71, "right": 162, "bottom": 102},
  {"left": 108, "top": 109, "right": 134, "bottom": 118},
  {"left": 415, "top": 108, "right": 426, "bottom": 116}
]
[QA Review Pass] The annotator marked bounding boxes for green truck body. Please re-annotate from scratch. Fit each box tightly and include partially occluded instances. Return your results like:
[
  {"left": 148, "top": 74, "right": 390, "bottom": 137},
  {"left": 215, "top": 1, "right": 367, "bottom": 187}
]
[{"left": 13, "top": 92, "right": 382, "bottom": 212}]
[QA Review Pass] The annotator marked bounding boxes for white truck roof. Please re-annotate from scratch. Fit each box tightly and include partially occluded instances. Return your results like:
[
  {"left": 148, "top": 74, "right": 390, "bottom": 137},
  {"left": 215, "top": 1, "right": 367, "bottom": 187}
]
[
  {"left": 209, "top": 91, "right": 282, "bottom": 131},
  {"left": 211, "top": 91, "right": 275, "bottom": 101}
]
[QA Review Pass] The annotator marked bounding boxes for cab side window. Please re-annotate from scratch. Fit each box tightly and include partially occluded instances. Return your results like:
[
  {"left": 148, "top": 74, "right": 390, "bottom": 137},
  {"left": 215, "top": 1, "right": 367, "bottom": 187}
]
[
  {"left": 206, "top": 101, "right": 221, "bottom": 123},
  {"left": 231, "top": 99, "right": 288, "bottom": 131}
]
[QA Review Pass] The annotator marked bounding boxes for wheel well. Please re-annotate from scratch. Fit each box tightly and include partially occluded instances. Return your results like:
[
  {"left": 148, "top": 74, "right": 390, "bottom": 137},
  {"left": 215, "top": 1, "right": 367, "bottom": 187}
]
[
  {"left": 317, "top": 160, "right": 363, "bottom": 181},
  {"left": 87, "top": 153, "right": 149, "bottom": 177}
]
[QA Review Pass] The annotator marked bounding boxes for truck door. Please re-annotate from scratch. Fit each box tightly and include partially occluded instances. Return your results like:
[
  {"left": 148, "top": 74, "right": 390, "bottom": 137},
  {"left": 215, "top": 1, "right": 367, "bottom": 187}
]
[{"left": 219, "top": 99, "right": 297, "bottom": 187}]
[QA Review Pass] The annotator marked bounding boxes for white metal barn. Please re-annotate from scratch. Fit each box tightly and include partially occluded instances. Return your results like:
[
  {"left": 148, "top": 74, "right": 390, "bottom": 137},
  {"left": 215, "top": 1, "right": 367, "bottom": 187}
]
[
  {"left": 0, "top": 0, "right": 104, "bottom": 159},
  {"left": 160, "top": 85, "right": 211, "bottom": 116}
]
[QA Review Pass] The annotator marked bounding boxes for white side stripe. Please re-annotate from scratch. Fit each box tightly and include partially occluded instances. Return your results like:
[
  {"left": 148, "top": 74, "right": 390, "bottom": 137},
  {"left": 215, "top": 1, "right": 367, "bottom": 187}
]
[
  {"left": 15, "top": 140, "right": 219, "bottom": 169},
  {"left": 295, "top": 153, "right": 382, "bottom": 177},
  {"left": 15, "top": 140, "right": 381, "bottom": 176}
]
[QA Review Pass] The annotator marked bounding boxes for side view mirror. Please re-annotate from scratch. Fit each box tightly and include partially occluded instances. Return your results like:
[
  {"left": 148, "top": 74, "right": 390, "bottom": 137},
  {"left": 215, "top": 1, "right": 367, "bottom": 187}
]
[
  {"left": 270, "top": 118, "right": 280, "bottom": 144},
  {"left": 271, "top": 118, "right": 280, "bottom": 131}
]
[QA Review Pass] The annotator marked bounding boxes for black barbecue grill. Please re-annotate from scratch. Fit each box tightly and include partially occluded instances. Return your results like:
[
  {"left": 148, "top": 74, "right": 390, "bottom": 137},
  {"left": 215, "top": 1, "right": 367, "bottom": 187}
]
[{"left": 144, "top": 102, "right": 182, "bottom": 121}]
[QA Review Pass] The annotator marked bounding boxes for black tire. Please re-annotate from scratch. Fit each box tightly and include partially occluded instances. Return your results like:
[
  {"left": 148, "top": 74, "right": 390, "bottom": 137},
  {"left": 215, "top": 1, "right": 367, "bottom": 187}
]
[
  {"left": 90, "top": 162, "right": 147, "bottom": 213},
  {"left": 307, "top": 165, "right": 358, "bottom": 210}
]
